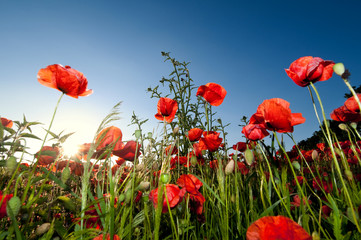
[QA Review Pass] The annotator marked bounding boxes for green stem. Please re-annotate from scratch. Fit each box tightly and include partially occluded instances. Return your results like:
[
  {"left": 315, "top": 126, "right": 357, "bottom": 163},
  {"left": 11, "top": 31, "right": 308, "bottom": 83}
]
[{"left": 309, "top": 82, "right": 361, "bottom": 232}]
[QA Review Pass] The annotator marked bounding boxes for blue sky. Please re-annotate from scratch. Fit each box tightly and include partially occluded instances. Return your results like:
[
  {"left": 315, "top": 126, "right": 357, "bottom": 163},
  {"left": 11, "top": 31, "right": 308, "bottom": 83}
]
[{"left": 1, "top": 0, "right": 361, "bottom": 156}]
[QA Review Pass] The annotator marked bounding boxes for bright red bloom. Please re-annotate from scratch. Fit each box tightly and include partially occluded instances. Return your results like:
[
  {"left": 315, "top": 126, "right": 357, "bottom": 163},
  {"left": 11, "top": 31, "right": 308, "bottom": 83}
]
[
  {"left": 0, "top": 192, "right": 13, "bottom": 219},
  {"left": 290, "top": 195, "right": 312, "bottom": 208},
  {"left": 250, "top": 98, "right": 305, "bottom": 133},
  {"left": 246, "top": 215, "right": 312, "bottom": 240},
  {"left": 196, "top": 83, "right": 227, "bottom": 106},
  {"left": 37, "top": 64, "right": 92, "bottom": 98},
  {"left": 345, "top": 93, "right": 361, "bottom": 112},
  {"left": 199, "top": 131, "right": 223, "bottom": 152},
  {"left": 186, "top": 128, "right": 203, "bottom": 141},
  {"left": 177, "top": 174, "right": 205, "bottom": 215},
  {"left": 35, "top": 146, "right": 60, "bottom": 165},
  {"left": 232, "top": 142, "right": 247, "bottom": 152},
  {"left": 1, "top": 118, "right": 13, "bottom": 128},
  {"left": 96, "top": 126, "right": 124, "bottom": 152},
  {"left": 154, "top": 97, "right": 178, "bottom": 123},
  {"left": 164, "top": 145, "right": 178, "bottom": 156},
  {"left": 285, "top": 56, "right": 334, "bottom": 87},
  {"left": 236, "top": 162, "right": 249, "bottom": 175},
  {"left": 330, "top": 106, "right": 361, "bottom": 122},
  {"left": 113, "top": 140, "right": 141, "bottom": 161},
  {"left": 149, "top": 184, "right": 183, "bottom": 213},
  {"left": 242, "top": 123, "right": 270, "bottom": 141},
  {"left": 93, "top": 234, "right": 120, "bottom": 240}
]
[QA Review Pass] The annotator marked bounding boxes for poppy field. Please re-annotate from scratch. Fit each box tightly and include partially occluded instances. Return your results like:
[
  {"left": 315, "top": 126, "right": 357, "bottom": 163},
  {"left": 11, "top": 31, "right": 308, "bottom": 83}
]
[{"left": 1, "top": 52, "right": 361, "bottom": 240}]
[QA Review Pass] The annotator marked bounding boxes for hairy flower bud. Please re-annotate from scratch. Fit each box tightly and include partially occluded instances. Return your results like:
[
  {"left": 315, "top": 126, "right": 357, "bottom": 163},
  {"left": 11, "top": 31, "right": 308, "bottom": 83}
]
[
  {"left": 6, "top": 196, "right": 21, "bottom": 217},
  {"left": 333, "top": 63, "right": 345, "bottom": 76},
  {"left": 36, "top": 223, "right": 51, "bottom": 236},
  {"left": 225, "top": 160, "right": 235, "bottom": 175}
]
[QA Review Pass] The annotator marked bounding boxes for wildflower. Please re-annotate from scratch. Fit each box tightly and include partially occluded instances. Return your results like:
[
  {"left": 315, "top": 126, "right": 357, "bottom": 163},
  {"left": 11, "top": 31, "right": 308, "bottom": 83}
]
[
  {"left": 199, "top": 131, "right": 223, "bottom": 152},
  {"left": 96, "top": 126, "right": 124, "bottom": 152},
  {"left": 285, "top": 56, "right": 334, "bottom": 87},
  {"left": 250, "top": 98, "right": 305, "bottom": 133},
  {"left": 232, "top": 142, "right": 247, "bottom": 152},
  {"left": 1, "top": 117, "right": 13, "bottom": 128},
  {"left": 37, "top": 64, "right": 92, "bottom": 98},
  {"left": 242, "top": 123, "right": 269, "bottom": 141},
  {"left": 177, "top": 174, "right": 205, "bottom": 215},
  {"left": 331, "top": 106, "right": 361, "bottom": 122},
  {"left": 113, "top": 140, "right": 141, "bottom": 161},
  {"left": 246, "top": 215, "right": 312, "bottom": 240},
  {"left": 154, "top": 97, "right": 178, "bottom": 123},
  {"left": 164, "top": 144, "right": 178, "bottom": 156},
  {"left": 0, "top": 192, "right": 13, "bottom": 219},
  {"left": 186, "top": 128, "right": 203, "bottom": 141},
  {"left": 35, "top": 146, "right": 60, "bottom": 165},
  {"left": 196, "top": 83, "right": 227, "bottom": 106},
  {"left": 149, "top": 184, "right": 183, "bottom": 213},
  {"left": 344, "top": 93, "right": 361, "bottom": 112}
]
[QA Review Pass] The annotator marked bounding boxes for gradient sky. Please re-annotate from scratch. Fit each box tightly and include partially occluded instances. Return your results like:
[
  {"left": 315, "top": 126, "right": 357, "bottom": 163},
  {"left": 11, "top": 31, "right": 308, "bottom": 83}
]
[{"left": 1, "top": 0, "right": 361, "bottom": 157}]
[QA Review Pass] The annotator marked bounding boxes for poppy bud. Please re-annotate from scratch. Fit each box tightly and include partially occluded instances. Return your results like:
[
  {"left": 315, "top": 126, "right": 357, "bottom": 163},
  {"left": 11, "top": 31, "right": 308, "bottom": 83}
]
[
  {"left": 138, "top": 181, "right": 150, "bottom": 191},
  {"left": 244, "top": 149, "right": 254, "bottom": 165},
  {"left": 118, "top": 193, "right": 125, "bottom": 203},
  {"left": 312, "top": 150, "right": 319, "bottom": 161},
  {"left": 292, "top": 161, "right": 301, "bottom": 171},
  {"left": 190, "top": 155, "right": 198, "bottom": 165},
  {"left": 160, "top": 173, "right": 170, "bottom": 184},
  {"left": 312, "top": 231, "right": 321, "bottom": 240},
  {"left": 134, "top": 130, "right": 142, "bottom": 139},
  {"left": 147, "top": 132, "right": 153, "bottom": 139},
  {"left": 36, "top": 223, "right": 51, "bottom": 236},
  {"left": 173, "top": 127, "right": 179, "bottom": 135},
  {"left": 6, "top": 156, "right": 17, "bottom": 173},
  {"left": 136, "top": 164, "right": 145, "bottom": 172},
  {"left": 333, "top": 63, "right": 345, "bottom": 76},
  {"left": 225, "top": 160, "right": 235, "bottom": 175},
  {"left": 6, "top": 196, "right": 21, "bottom": 217},
  {"left": 338, "top": 123, "right": 348, "bottom": 131},
  {"left": 125, "top": 189, "right": 133, "bottom": 204},
  {"left": 350, "top": 122, "right": 357, "bottom": 129}
]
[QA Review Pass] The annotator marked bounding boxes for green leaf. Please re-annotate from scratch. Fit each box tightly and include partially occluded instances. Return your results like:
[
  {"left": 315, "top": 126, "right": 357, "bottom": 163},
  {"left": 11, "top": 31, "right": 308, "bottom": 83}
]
[{"left": 19, "top": 133, "right": 42, "bottom": 140}]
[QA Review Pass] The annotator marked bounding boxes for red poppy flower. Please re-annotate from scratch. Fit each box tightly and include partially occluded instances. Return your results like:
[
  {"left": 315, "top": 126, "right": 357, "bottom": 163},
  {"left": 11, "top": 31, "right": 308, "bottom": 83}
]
[
  {"left": 344, "top": 93, "right": 361, "bottom": 112},
  {"left": 96, "top": 126, "right": 124, "bottom": 152},
  {"left": 233, "top": 142, "right": 248, "bottom": 152},
  {"left": 164, "top": 145, "right": 178, "bottom": 156},
  {"left": 236, "top": 162, "right": 249, "bottom": 175},
  {"left": 37, "top": 64, "right": 93, "bottom": 98},
  {"left": 186, "top": 128, "right": 204, "bottom": 141},
  {"left": 113, "top": 140, "right": 141, "bottom": 161},
  {"left": 177, "top": 174, "right": 205, "bottom": 215},
  {"left": 149, "top": 184, "right": 183, "bottom": 213},
  {"left": 285, "top": 56, "right": 334, "bottom": 87},
  {"left": 196, "top": 83, "right": 227, "bottom": 106},
  {"left": 246, "top": 215, "right": 312, "bottom": 240},
  {"left": 154, "top": 97, "right": 178, "bottom": 123},
  {"left": 199, "top": 131, "right": 223, "bottom": 152},
  {"left": 35, "top": 146, "right": 61, "bottom": 165},
  {"left": 250, "top": 98, "right": 305, "bottom": 133},
  {"left": 330, "top": 106, "right": 361, "bottom": 122},
  {"left": 0, "top": 192, "right": 13, "bottom": 219},
  {"left": 93, "top": 234, "right": 120, "bottom": 240},
  {"left": 242, "top": 123, "right": 270, "bottom": 141},
  {"left": 1, "top": 118, "right": 13, "bottom": 128},
  {"left": 177, "top": 174, "right": 203, "bottom": 194}
]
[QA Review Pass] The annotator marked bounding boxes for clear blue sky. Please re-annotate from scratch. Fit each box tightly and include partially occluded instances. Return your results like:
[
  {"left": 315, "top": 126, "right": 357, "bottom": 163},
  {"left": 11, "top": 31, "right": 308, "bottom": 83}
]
[{"left": 1, "top": 0, "right": 360, "bottom": 156}]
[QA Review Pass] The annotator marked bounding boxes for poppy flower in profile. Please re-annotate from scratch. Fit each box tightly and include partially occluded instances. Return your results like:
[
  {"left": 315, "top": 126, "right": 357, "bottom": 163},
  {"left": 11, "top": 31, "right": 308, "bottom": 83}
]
[
  {"left": 196, "top": 83, "right": 227, "bottom": 106},
  {"left": 331, "top": 105, "right": 361, "bottom": 122},
  {"left": 285, "top": 56, "right": 335, "bottom": 87},
  {"left": 35, "top": 146, "right": 61, "bottom": 165},
  {"left": 186, "top": 128, "right": 204, "bottom": 142},
  {"left": 246, "top": 215, "right": 312, "bottom": 240},
  {"left": 113, "top": 140, "right": 141, "bottom": 161},
  {"left": 199, "top": 131, "right": 223, "bottom": 152},
  {"left": 154, "top": 97, "right": 178, "bottom": 123},
  {"left": 251, "top": 98, "right": 306, "bottom": 133},
  {"left": 96, "top": 126, "right": 124, "bottom": 152},
  {"left": 149, "top": 184, "right": 183, "bottom": 213},
  {"left": 1, "top": 118, "right": 13, "bottom": 128},
  {"left": 0, "top": 192, "right": 13, "bottom": 219},
  {"left": 37, "top": 64, "right": 93, "bottom": 98},
  {"left": 344, "top": 93, "right": 361, "bottom": 112}
]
